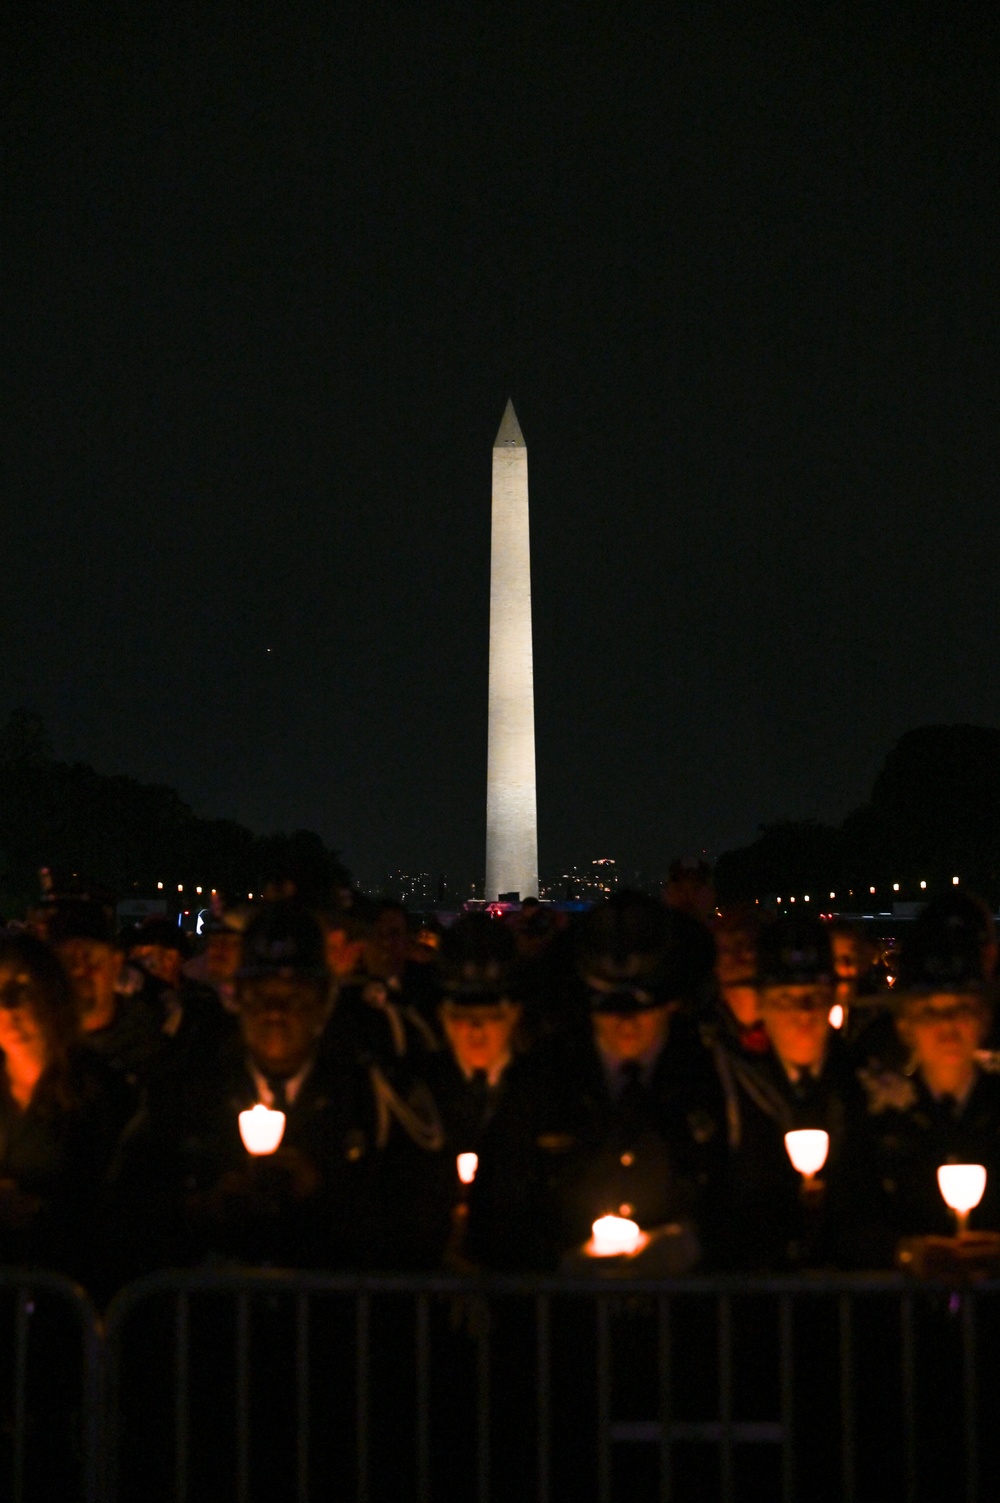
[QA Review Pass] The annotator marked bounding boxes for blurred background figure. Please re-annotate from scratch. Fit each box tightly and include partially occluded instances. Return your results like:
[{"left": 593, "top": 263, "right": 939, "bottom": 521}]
[
  {"left": 183, "top": 907, "right": 248, "bottom": 1013},
  {"left": 0, "top": 931, "right": 132, "bottom": 1282},
  {"left": 712, "top": 905, "right": 768, "bottom": 1056},
  {"left": 662, "top": 856, "right": 716, "bottom": 927},
  {"left": 47, "top": 898, "right": 160, "bottom": 1093},
  {"left": 125, "top": 914, "right": 231, "bottom": 1057}
]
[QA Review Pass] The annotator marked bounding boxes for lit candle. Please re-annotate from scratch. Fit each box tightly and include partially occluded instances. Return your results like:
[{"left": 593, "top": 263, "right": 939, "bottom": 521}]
[
  {"left": 238, "top": 1103, "right": 286, "bottom": 1156},
  {"left": 457, "top": 1152, "right": 479, "bottom": 1185},
  {"left": 586, "top": 1215, "right": 648, "bottom": 1258},
  {"left": 937, "top": 1164, "right": 987, "bottom": 1238},
  {"left": 784, "top": 1129, "right": 830, "bottom": 1182}
]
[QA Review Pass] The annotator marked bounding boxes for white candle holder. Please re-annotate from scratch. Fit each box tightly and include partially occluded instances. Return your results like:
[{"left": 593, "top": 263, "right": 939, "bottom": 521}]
[
  {"left": 585, "top": 1215, "right": 648, "bottom": 1259},
  {"left": 784, "top": 1129, "right": 830, "bottom": 1185},
  {"left": 238, "top": 1103, "right": 286, "bottom": 1156},
  {"left": 937, "top": 1164, "right": 987, "bottom": 1239}
]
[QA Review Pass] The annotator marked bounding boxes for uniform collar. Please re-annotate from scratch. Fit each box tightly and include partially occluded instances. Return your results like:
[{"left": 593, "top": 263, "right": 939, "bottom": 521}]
[{"left": 248, "top": 1055, "right": 315, "bottom": 1107}]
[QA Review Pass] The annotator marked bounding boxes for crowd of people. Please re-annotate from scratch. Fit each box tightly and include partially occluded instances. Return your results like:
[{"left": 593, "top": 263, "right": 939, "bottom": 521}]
[{"left": 0, "top": 866, "right": 998, "bottom": 1300}]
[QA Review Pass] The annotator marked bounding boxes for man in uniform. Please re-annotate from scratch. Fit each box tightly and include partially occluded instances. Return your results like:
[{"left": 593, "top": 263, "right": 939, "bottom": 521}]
[
  {"left": 542, "top": 891, "right": 723, "bottom": 1269},
  {"left": 856, "top": 896, "right": 1000, "bottom": 1259},
  {"left": 420, "top": 913, "right": 558, "bottom": 1268},
  {"left": 711, "top": 915, "right": 867, "bottom": 1270},
  {"left": 47, "top": 898, "right": 161, "bottom": 1095},
  {"left": 111, "top": 903, "right": 447, "bottom": 1278}
]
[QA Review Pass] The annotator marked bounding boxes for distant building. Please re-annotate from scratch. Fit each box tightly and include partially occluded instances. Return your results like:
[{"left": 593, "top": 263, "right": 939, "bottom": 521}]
[{"left": 542, "top": 858, "right": 619, "bottom": 903}]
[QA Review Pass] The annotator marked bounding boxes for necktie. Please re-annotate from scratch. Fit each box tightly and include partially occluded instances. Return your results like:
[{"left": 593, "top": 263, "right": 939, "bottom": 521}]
[
  {"left": 267, "top": 1077, "right": 290, "bottom": 1112},
  {"left": 617, "top": 1060, "right": 649, "bottom": 1138},
  {"left": 468, "top": 1069, "right": 490, "bottom": 1129}
]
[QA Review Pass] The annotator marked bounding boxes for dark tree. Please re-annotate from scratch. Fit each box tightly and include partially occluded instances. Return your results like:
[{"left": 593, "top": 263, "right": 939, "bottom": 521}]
[{"left": 0, "top": 711, "right": 349, "bottom": 914}]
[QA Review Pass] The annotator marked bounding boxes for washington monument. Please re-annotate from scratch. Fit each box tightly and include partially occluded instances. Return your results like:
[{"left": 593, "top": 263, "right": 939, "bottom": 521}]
[{"left": 485, "top": 400, "right": 538, "bottom": 901}]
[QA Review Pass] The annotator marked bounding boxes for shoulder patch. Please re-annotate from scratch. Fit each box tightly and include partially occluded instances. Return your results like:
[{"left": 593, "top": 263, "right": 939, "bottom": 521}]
[{"left": 857, "top": 1065, "right": 918, "bottom": 1115}]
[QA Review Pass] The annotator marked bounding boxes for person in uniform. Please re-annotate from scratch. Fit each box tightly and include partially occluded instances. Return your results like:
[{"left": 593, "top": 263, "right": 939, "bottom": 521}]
[
  {"left": 711, "top": 915, "right": 868, "bottom": 1270},
  {"left": 419, "top": 913, "right": 558, "bottom": 1269},
  {"left": 541, "top": 891, "right": 724, "bottom": 1271},
  {"left": 332, "top": 900, "right": 441, "bottom": 1063},
  {"left": 110, "top": 902, "right": 447, "bottom": 1278},
  {"left": 126, "top": 914, "right": 233, "bottom": 1057},
  {"left": 855, "top": 895, "right": 1000, "bottom": 1258},
  {"left": 0, "top": 931, "right": 133, "bottom": 1285},
  {"left": 47, "top": 898, "right": 162, "bottom": 1096}
]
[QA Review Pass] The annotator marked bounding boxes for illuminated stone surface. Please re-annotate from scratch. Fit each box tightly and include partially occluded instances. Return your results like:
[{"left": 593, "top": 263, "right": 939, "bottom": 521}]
[{"left": 485, "top": 400, "right": 538, "bottom": 901}]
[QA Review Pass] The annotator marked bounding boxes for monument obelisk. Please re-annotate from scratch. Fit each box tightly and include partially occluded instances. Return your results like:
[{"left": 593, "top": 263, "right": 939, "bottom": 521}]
[{"left": 485, "top": 400, "right": 538, "bottom": 901}]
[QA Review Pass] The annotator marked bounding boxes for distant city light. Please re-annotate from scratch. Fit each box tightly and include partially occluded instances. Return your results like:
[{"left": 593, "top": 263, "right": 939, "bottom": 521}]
[
  {"left": 177, "top": 884, "right": 183, "bottom": 893},
  {"left": 157, "top": 882, "right": 164, "bottom": 890},
  {"left": 790, "top": 896, "right": 796, "bottom": 903},
  {"left": 248, "top": 892, "right": 253, "bottom": 900},
  {"left": 803, "top": 895, "right": 810, "bottom": 902},
  {"left": 829, "top": 892, "right": 836, "bottom": 900},
  {"left": 893, "top": 883, "right": 900, "bottom": 892},
  {"left": 196, "top": 886, "right": 202, "bottom": 895},
  {"left": 829, "top": 1003, "right": 845, "bottom": 1030},
  {"left": 953, "top": 876, "right": 960, "bottom": 886},
  {"left": 920, "top": 881, "right": 927, "bottom": 889},
  {"left": 869, "top": 886, "right": 876, "bottom": 895}
]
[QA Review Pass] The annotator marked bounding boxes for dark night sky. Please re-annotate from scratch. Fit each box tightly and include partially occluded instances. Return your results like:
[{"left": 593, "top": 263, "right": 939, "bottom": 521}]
[{"left": 3, "top": 2, "right": 999, "bottom": 888}]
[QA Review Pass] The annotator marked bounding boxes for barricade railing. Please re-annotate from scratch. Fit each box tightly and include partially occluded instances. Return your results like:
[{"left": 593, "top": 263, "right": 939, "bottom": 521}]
[
  {"left": 1, "top": 1265, "right": 996, "bottom": 1502},
  {"left": 98, "top": 1270, "right": 1000, "bottom": 1503},
  {"left": 0, "top": 1269, "right": 101, "bottom": 1503}
]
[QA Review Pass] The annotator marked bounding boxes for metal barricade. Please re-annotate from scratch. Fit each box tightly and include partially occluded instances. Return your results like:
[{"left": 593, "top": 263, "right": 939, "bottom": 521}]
[
  {"left": 99, "top": 1270, "right": 1000, "bottom": 1503},
  {"left": 0, "top": 1269, "right": 101, "bottom": 1503}
]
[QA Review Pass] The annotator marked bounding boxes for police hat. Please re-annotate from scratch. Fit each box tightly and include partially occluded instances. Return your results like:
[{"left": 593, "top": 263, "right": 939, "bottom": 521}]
[
  {"left": 899, "top": 894, "right": 989, "bottom": 994},
  {"left": 439, "top": 913, "right": 516, "bottom": 1004},
  {"left": 577, "top": 891, "right": 702, "bottom": 1012},
  {"left": 130, "top": 915, "right": 191, "bottom": 957},
  {"left": 237, "top": 903, "right": 329, "bottom": 981},
  {"left": 756, "top": 916, "right": 834, "bottom": 987}
]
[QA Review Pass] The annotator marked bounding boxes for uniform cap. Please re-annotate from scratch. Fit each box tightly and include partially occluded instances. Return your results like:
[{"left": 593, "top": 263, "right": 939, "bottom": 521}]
[
  {"left": 237, "top": 903, "right": 329, "bottom": 981},
  {"left": 756, "top": 916, "right": 834, "bottom": 987},
  {"left": 439, "top": 913, "right": 516, "bottom": 1003},
  {"left": 899, "top": 894, "right": 988, "bottom": 993},
  {"left": 577, "top": 891, "right": 709, "bottom": 1012}
]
